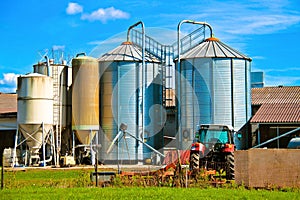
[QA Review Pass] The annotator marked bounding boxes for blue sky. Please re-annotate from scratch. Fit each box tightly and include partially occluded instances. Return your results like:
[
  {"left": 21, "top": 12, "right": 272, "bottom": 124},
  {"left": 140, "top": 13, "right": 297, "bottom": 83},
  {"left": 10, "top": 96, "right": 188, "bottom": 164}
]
[{"left": 0, "top": 0, "right": 300, "bottom": 92}]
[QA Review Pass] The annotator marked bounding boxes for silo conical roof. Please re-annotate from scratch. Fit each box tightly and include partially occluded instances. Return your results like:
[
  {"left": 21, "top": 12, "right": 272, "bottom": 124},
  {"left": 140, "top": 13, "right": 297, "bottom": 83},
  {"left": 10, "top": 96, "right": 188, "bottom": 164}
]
[
  {"left": 181, "top": 37, "right": 251, "bottom": 61},
  {"left": 98, "top": 41, "right": 160, "bottom": 63}
]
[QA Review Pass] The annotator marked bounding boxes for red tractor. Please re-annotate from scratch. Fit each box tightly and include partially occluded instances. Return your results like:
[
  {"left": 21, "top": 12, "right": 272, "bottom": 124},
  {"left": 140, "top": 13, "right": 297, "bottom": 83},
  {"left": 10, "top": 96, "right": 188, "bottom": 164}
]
[{"left": 189, "top": 124, "right": 235, "bottom": 180}]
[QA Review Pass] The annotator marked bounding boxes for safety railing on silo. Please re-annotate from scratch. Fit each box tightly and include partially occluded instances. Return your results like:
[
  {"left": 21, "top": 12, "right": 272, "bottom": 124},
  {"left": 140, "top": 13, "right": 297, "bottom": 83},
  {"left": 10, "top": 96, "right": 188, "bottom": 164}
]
[
  {"left": 130, "top": 29, "right": 173, "bottom": 107},
  {"left": 172, "top": 26, "right": 206, "bottom": 58},
  {"left": 130, "top": 29, "right": 164, "bottom": 60},
  {"left": 130, "top": 26, "right": 206, "bottom": 107}
]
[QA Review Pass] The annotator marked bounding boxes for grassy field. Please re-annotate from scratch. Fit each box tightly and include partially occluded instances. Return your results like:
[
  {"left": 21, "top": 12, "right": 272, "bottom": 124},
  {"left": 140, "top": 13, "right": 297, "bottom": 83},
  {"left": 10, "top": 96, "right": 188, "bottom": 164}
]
[
  {"left": 2, "top": 187, "right": 300, "bottom": 200},
  {"left": 0, "top": 167, "right": 299, "bottom": 199}
]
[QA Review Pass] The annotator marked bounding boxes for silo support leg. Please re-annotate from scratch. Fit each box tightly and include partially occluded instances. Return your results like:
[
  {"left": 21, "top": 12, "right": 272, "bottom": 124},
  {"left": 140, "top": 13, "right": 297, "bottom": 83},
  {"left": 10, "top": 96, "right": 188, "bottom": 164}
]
[{"left": 12, "top": 129, "right": 19, "bottom": 168}]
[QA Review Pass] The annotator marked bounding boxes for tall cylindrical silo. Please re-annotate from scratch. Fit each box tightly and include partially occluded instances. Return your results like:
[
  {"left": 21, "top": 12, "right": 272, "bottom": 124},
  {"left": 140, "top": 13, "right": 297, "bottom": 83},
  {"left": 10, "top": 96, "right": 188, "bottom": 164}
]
[
  {"left": 177, "top": 37, "right": 251, "bottom": 150},
  {"left": 72, "top": 54, "right": 100, "bottom": 145},
  {"left": 17, "top": 73, "right": 53, "bottom": 163},
  {"left": 33, "top": 60, "right": 70, "bottom": 156},
  {"left": 51, "top": 63, "right": 69, "bottom": 157},
  {"left": 98, "top": 41, "right": 164, "bottom": 163}
]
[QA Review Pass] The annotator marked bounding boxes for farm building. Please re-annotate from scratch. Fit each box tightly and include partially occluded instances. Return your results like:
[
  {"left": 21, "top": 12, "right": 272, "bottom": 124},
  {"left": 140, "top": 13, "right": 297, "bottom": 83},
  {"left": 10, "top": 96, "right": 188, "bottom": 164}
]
[
  {"left": 0, "top": 93, "right": 17, "bottom": 164},
  {"left": 251, "top": 86, "right": 300, "bottom": 148}
]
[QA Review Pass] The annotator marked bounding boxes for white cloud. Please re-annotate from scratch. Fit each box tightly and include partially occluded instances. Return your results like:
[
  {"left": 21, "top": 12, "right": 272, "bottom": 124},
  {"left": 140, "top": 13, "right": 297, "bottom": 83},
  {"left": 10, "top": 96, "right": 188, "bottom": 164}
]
[
  {"left": 225, "top": 14, "right": 300, "bottom": 35},
  {"left": 0, "top": 73, "right": 20, "bottom": 93},
  {"left": 52, "top": 45, "right": 65, "bottom": 51},
  {"left": 254, "top": 67, "right": 300, "bottom": 86},
  {"left": 265, "top": 75, "right": 300, "bottom": 86},
  {"left": 66, "top": 2, "right": 83, "bottom": 15},
  {"left": 252, "top": 56, "right": 265, "bottom": 60},
  {"left": 262, "top": 67, "right": 300, "bottom": 74},
  {"left": 0, "top": 73, "right": 19, "bottom": 85},
  {"left": 81, "top": 7, "right": 130, "bottom": 23},
  {"left": 165, "top": 1, "right": 300, "bottom": 37}
]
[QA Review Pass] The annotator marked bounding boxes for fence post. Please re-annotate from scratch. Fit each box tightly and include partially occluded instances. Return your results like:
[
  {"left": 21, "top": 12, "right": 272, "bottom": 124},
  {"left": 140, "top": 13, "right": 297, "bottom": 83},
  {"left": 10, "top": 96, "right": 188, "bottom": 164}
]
[{"left": 1, "top": 149, "right": 4, "bottom": 190}]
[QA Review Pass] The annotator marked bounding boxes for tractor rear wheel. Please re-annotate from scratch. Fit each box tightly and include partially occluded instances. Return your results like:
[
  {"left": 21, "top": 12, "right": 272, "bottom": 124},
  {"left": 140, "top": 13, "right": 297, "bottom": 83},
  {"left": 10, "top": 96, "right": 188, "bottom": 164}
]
[
  {"left": 190, "top": 152, "right": 200, "bottom": 170},
  {"left": 226, "top": 152, "right": 234, "bottom": 180}
]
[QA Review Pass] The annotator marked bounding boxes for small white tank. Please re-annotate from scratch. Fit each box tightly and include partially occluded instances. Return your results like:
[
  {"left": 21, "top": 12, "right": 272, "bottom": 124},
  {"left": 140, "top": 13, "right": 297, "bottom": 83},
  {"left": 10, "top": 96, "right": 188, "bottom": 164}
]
[{"left": 17, "top": 73, "right": 53, "bottom": 160}]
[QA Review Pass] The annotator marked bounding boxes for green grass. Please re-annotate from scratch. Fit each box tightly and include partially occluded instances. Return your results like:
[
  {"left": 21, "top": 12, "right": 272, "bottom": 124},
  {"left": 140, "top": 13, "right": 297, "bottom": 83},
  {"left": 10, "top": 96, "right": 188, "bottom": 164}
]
[
  {"left": 2, "top": 168, "right": 94, "bottom": 189},
  {"left": 1, "top": 168, "right": 300, "bottom": 199},
  {"left": 1, "top": 187, "right": 300, "bottom": 200}
]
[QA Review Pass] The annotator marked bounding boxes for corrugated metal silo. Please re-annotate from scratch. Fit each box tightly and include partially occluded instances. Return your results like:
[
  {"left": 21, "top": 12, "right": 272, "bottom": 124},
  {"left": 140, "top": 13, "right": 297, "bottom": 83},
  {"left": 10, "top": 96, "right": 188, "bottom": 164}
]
[
  {"left": 52, "top": 63, "right": 69, "bottom": 129},
  {"left": 98, "top": 41, "right": 164, "bottom": 163},
  {"left": 177, "top": 37, "right": 251, "bottom": 149},
  {"left": 72, "top": 54, "right": 100, "bottom": 145},
  {"left": 17, "top": 73, "right": 53, "bottom": 163}
]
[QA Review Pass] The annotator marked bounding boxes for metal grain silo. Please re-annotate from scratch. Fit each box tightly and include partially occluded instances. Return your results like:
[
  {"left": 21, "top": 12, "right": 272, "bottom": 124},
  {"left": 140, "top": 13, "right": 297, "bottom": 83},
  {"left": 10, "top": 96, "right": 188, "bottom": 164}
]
[
  {"left": 72, "top": 54, "right": 99, "bottom": 145},
  {"left": 17, "top": 73, "right": 53, "bottom": 164},
  {"left": 98, "top": 41, "right": 164, "bottom": 163},
  {"left": 33, "top": 58, "right": 70, "bottom": 159},
  {"left": 177, "top": 37, "right": 251, "bottom": 149}
]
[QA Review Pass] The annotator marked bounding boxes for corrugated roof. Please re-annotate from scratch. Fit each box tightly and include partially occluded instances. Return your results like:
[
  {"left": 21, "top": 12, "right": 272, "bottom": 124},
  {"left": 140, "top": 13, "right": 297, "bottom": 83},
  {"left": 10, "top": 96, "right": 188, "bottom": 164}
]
[
  {"left": 251, "top": 103, "right": 300, "bottom": 123},
  {"left": 181, "top": 37, "right": 251, "bottom": 60},
  {"left": 252, "top": 86, "right": 300, "bottom": 105},
  {"left": 0, "top": 93, "right": 17, "bottom": 114},
  {"left": 251, "top": 86, "right": 300, "bottom": 123},
  {"left": 98, "top": 41, "right": 160, "bottom": 63}
]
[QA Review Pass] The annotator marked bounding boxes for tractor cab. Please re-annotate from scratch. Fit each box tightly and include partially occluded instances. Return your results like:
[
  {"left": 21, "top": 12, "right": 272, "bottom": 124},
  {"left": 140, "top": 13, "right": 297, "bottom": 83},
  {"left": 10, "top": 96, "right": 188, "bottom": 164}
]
[{"left": 195, "top": 124, "right": 235, "bottom": 153}]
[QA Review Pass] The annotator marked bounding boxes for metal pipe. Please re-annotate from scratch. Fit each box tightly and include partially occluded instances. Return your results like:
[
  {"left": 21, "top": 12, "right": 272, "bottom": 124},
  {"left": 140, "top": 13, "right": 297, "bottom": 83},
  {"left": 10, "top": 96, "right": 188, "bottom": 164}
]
[
  {"left": 177, "top": 20, "right": 213, "bottom": 149},
  {"left": 125, "top": 130, "right": 165, "bottom": 158},
  {"left": 39, "top": 156, "right": 52, "bottom": 164},
  {"left": 231, "top": 58, "right": 234, "bottom": 128},
  {"left": 277, "top": 126, "right": 280, "bottom": 148},
  {"left": 44, "top": 56, "right": 50, "bottom": 76},
  {"left": 117, "top": 132, "right": 120, "bottom": 174},
  {"left": 51, "top": 128, "right": 57, "bottom": 166},
  {"left": 95, "top": 150, "right": 98, "bottom": 187},
  {"left": 38, "top": 130, "right": 55, "bottom": 165},
  {"left": 90, "top": 130, "right": 94, "bottom": 165},
  {"left": 257, "top": 123, "right": 261, "bottom": 145},
  {"left": 76, "top": 52, "right": 86, "bottom": 57},
  {"left": 12, "top": 126, "right": 18, "bottom": 168},
  {"left": 252, "top": 127, "right": 300, "bottom": 148},
  {"left": 180, "top": 20, "right": 213, "bottom": 38},
  {"left": 1, "top": 150, "right": 3, "bottom": 189},
  {"left": 42, "top": 122, "right": 46, "bottom": 167},
  {"left": 72, "top": 131, "right": 75, "bottom": 157},
  {"left": 126, "top": 21, "right": 145, "bottom": 43},
  {"left": 126, "top": 21, "right": 145, "bottom": 160},
  {"left": 58, "top": 66, "right": 64, "bottom": 166},
  {"left": 106, "top": 130, "right": 123, "bottom": 154}
]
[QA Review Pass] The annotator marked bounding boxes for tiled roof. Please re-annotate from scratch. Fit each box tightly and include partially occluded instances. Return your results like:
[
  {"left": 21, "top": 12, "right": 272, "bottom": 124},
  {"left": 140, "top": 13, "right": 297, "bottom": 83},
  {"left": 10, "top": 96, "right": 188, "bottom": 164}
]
[
  {"left": 252, "top": 86, "right": 300, "bottom": 105},
  {"left": 0, "top": 93, "right": 17, "bottom": 114},
  {"left": 251, "top": 103, "right": 300, "bottom": 123},
  {"left": 251, "top": 86, "right": 300, "bottom": 123}
]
